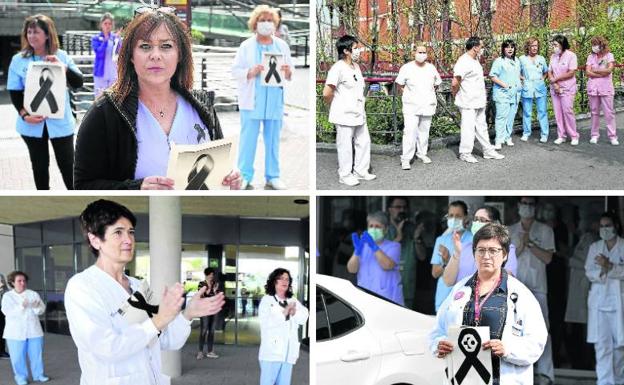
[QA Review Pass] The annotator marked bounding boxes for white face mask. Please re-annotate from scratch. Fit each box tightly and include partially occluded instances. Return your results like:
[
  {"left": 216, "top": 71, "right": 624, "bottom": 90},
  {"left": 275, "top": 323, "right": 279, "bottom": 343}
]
[
  {"left": 257, "top": 21, "right": 275, "bottom": 36},
  {"left": 600, "top": 226, "right": 616, "bottom": 241},
  {"left": 592, "top": 45, "right": 601, "bottom": 54},
  {"left": 518, "top": 204, "right": 535, "bottom": 219},
  {"left": 415, "top": 53, "right": 427, "bottom": 63},
  {"left": 350, "top": 48, "right": 361, "bottom": 61}
]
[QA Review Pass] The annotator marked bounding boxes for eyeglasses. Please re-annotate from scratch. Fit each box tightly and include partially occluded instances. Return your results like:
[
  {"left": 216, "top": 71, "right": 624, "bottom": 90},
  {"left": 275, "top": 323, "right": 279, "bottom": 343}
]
[
  {"left": 475, "top": 247, "right": 504, "bottom": 258},
  {"left": 473, "top": 217, "right": 491, "bottom": 223},
  {"left": 134, "top": 5, "right": 177, "bottom": 17}
]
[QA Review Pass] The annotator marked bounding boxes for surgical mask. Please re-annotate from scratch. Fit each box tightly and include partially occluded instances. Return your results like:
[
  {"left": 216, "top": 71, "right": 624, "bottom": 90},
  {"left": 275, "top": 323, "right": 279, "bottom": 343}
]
[
  {"left": 367, "top": 227, "right": 384, "bottom": 242},
  {"left": 542, "top": 209, "right": 556, "bottom": 221},
  {"left": 592, "top": 45, "right": 601, "bottom": 54},
  {"left": 600, "top": 226, "right": 616, "bottom": 241},
  {"left": 447, "top": 218, "right": 463, "bottom": 231},
  {"left": 351, "top": 48, "right": 362, "bottom": 61},
  {"left": 553, "top": 46, "right": 562, "bottom": 55},
  {"left": 415, "top": 53, "right": 427, "bottom": 63},
  {"left": 518, "top": 204, "right": 535, "bottom": 219},
  {"left": 471, "top": 221, "right": 487, "bottom": 235},
  {"left": 257, "top": 21, "right": 275, "bottom": 36}
]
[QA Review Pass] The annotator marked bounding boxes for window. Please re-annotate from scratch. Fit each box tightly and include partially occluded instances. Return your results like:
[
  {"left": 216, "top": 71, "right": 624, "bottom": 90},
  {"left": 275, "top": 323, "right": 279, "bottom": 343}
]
[{"left": 316, "top": 286, "right": 362, "bottom": 341}]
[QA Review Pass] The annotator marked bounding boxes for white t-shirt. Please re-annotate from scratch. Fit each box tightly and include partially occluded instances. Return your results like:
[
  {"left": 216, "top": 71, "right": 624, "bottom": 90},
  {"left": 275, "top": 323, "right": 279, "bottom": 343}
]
[
  {"left": 453, "top": 53, "right": 487, "bottom": 109},
  {"left": 509, "top": 220, "right": 556, "bottom": 294},
  {"left": 326, "top": 60, "right": 366, "bottom": 126},
  {"left": 395, "top": 61, "right": 442, "bottom": 116}
]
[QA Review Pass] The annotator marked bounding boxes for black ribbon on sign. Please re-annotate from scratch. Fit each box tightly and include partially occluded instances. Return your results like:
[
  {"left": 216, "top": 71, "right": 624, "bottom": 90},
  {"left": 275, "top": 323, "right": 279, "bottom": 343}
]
[
  {"left": 186, "top": 154, "right": 214, "bottom": 190},
  {"left": 30, "top": 68, "right": 59, "bottom": 114},
  {"left": 193, "top": 123, "right": 206, "bottom": 144},
  {"left": 264, "top": 56, "right": 281, "bottom": 84},
  {"left": 275, "top": 296, "right": 290, "bottom": 321},
  {"left": 127, "top": 291, "right": 159, "bottom": 318},
  {"left": 455, "top": 328, "right": 491, "bottom": 385}
]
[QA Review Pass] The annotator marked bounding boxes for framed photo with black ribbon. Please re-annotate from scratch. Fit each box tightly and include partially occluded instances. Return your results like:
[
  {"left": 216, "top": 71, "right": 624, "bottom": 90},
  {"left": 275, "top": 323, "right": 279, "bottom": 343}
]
[
  {"left": 261, "top": 52, "right": 285, "bottom": 87},
  {"left": 24, "top": 62, "right": 66, "bottom": 119},
  {"left": 448, "top": 326, "right": 493, "bottom": 385},
  {"left": 166, "top": 137, "right": 236, "bottom": 190}
]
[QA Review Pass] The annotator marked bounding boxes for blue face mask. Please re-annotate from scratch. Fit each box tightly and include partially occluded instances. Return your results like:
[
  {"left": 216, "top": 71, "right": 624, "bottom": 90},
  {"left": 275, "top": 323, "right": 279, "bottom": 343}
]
[{"left": 447, "top": 217, "right": 463, "bottom": 231}]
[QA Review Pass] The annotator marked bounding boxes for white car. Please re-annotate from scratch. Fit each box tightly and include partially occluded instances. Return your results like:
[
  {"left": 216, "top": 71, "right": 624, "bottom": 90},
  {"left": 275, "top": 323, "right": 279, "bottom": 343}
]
[{"left": 316, "top": 274, "right": 445, "bottom": 385}]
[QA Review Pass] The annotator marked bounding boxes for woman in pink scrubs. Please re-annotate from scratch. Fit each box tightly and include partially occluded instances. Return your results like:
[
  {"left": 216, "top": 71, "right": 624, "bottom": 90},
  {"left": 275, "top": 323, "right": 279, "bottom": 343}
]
[
  {"left": 548, "top": 35, "right": 579, "bottom": 145},
  {"left": 586, "top": 36, "right": 618, "bottom": 146}
]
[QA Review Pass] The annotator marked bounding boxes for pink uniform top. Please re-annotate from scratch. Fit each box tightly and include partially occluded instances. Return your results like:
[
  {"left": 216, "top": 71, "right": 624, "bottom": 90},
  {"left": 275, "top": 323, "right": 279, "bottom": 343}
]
[
  {"left": 549, "top": 50, "right": 578, "bottom": 95},
  {"left": 586, "top": 52, "right": 615, "bottom": 96}
]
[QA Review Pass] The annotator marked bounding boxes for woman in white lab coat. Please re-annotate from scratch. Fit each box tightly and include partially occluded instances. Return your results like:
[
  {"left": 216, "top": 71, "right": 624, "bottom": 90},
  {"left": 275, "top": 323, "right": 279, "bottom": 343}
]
[
  {"left": 585, "top": 212, "right": 624, "bottom": 385},
  {"left": 430, "top": 223, "right": 547, "bottom": 385},
  {"left": 64, "top": 199, "right": 226, "bottom": 385},
  {"left": 259, "top": 267, "right": 308, "bottom": 385},
  {"left": 1, "top": 270, "right": 49, "bottom": 384}
]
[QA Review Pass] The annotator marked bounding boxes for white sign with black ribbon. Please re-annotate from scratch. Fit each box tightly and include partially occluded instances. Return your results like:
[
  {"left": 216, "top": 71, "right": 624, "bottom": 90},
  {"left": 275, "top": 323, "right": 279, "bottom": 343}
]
[
  {"left": 261, "top": 52, "right": 285, "bottom": 87},
  {"left": 24, "top": 62, "right": 66, "bottom": 119},
  {"left": 447, "top": 326, "right": 493, "bottom": 385}
]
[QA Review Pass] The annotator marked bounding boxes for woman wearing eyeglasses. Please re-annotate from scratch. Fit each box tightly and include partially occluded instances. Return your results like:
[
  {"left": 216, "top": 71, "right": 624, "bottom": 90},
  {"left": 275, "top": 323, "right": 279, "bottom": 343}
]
[
  {"left": 74, "top": 9, "right": 241, "bottom": 190},
  {"left": 441, "top": 206, "right": 518, "bottom": 287},
  {"left": 259, "top": 268, "right": 308, "bottom": 385},
  {"left": 429, "top": 223, "right": 547, "bottom": 385}
]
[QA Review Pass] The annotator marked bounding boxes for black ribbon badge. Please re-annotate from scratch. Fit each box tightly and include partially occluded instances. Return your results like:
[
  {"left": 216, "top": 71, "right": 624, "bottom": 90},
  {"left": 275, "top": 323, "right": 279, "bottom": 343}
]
[
  {"left": 186, "top": 154, "right": 214, "bottom": 190},
  {"left": 127, "top": 291, "right": 159, "bottom": 318},
  {"left": 454, "top": 328, "right": 491, "bottom": 385},
  {"left": 275, "top": 296, "right": 290, "bottom": 321},
  {"left": 30, "top": 67, "right": 59, "bottom": 114},
  {"left": 264, "top": 55, "right": 281, "bottom": 84}
]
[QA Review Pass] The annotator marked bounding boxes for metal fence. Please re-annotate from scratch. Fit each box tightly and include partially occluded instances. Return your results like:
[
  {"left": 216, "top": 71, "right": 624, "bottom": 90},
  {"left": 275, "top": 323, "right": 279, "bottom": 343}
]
[{"left": 316, "top": 64, "right": 624, "bottom": 146}]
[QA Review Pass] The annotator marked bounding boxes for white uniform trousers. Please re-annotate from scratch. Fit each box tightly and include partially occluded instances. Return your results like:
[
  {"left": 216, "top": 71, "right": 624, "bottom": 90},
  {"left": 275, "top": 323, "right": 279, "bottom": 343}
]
[
  {"left": 533, "top": 291, "right": 554, "bottom": 381},
  {"left": 594, "top": 309, "right": 624, "bottom": 385},
  {"left": 458, "top": 107, "right": 494, "bottom": 155},
  {"left": 401, "top": 114, "right": 432, "bottom": 162},
  {"left": 335, "top": 123, "right": 371, "bottom": 178}
]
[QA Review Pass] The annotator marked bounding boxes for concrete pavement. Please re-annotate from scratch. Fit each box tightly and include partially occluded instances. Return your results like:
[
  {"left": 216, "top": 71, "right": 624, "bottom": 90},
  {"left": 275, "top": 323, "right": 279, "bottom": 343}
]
[{"left": 317, "top": 110, "right": 624, "bottom": 190}]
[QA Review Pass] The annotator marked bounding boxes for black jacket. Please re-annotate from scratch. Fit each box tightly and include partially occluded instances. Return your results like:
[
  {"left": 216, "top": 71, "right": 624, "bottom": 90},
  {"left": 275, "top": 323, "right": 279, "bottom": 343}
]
[{"left": 74, "top": 86, "right": 223, "bottom": 190}]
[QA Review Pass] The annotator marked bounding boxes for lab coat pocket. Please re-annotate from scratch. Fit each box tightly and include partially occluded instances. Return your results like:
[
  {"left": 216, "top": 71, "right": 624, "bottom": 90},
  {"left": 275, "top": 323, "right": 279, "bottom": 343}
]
[
  {"left": 271, "top": 336, "right": 286, "bottom": 356},
  {"left": 105, "top": 372, "right": 143, "bottom": 385}
]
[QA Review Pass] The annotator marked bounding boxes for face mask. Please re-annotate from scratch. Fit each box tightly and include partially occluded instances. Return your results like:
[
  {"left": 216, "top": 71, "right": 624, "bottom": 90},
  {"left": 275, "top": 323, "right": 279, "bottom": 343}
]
[
  {"left": 542, "top": 210, "right": 556, "bottom": 221},
  {"left": 553, "top": 46, "right": 562, "bottom": 55},
  {"left": 592, "top": 45, "right": 601, "bottom": 54},
  {"left": 415, "top": 53, "right": 427, "bottom": 63},
  {"left": 367, "top": 227, "right": 384, "bottom": 242},
  {"left": 447, "top": 218, "right": 463, "bottom": 231},
  {"left": 518, "top": 204, "right": 535, "bottom": 219},
  {"left": 600, "top": 226, "right": 616, "bottom": 241},
  {"left": 351, "top": 48, "right": 361, "bottom": 61},
  {"left": 471, "top": 221, "right": 487, "bottom": 235},
  {"left": 257, "top": 21, "right": 275, "bottom": 36}
]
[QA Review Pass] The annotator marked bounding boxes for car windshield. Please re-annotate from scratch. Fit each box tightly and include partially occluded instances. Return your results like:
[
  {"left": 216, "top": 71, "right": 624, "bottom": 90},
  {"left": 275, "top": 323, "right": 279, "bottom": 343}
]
[{"left": 355, "top": 285, "right": 406, "bottom": 308}]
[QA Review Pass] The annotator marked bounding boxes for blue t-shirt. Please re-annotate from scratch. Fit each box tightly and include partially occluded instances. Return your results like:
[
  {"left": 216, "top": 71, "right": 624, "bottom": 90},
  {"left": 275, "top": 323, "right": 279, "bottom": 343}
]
[
  {"left": 134, "top": 94, "right": 211, "bottom": 179},
  {"left": 7, "top": 50, "right": 80, "bottom": 138},
  {"left": 357, "top": 240, "right": 404, "bottom": 305},
  {"left": 249, "top": 41, "right": 284, "bottom": 120},
  {"left": 430, "top": 230, "right": 473, "bottom": 312}
]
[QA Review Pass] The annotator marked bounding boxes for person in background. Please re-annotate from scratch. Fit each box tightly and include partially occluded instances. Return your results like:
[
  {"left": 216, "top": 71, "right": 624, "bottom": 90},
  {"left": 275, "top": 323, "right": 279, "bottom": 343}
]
[
  {"left": 0, "top": 273, "right": 10, "bottom": 359},
  {"left": 347, "top": 211, "right": 403, "bottom": 305},
  {"left": 585, "top": 212, "right": 624, "bottom": 385},
  {"left": 519, "top": 37, "right": 550, "bottom": 142},
  {"left": 1, "top": 271, "right": 49, "bottom": 384},
  {"left": 395, "top": 45, "right": 442, "bottom": 169},
  {"left": 586, "top": 36, "right": 618, "bottom": 145},
  {"left": 548, "top": 35, "right": 579, "bottom": 146},
  {"left": 274, "top": 9, "right": 290, "bottom": 46},
  {"left": 92, "top": 13, "right": 121, "bottom": 97},
  {"left": 490, "top": 39, "right": 522, "bottom": 149},
  {"left": 7, "top": 14, "right": 84, "bottom": 190},
  {"left": 197, "top": 267, "right": 220, "bottom": 360}
]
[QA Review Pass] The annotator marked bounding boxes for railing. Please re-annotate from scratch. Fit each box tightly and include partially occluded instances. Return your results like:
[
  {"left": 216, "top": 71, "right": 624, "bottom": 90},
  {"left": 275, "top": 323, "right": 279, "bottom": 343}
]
[{"left": 316, "top": 64, "right": 624, "bottom": 145}]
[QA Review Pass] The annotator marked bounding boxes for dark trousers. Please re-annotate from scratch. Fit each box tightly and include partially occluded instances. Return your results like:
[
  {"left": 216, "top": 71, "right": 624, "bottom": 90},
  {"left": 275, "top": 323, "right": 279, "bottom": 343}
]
[
  {"left": 0, "top": 311, "right": 5, "bottom": 353},
  {"left": 198, "top": 315, "right": 217, "bottom": 353},
  {"left": 21, "top": 125, "right": 74, "bottom": 190}
]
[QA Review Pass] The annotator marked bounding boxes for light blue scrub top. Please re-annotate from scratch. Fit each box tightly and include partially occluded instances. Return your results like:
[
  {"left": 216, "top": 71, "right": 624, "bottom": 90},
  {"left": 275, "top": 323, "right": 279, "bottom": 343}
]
[
  {"left": 519, "top": 55, "right": 548, "bottom": 98},
  {"left": 134, "top": 95, "right": 210, "bottom": 179},
  {"left": 430, "top": 230, "right": 473, "bottom": 312},
  {"left": 357, "top": 240, "right": 404, "bottom": 305},
  {"left": 7, "top": 49, "right": 80, "bottom": 138},
  {"left": 490, "top": 57, "right": 522, "bottom": 103},
  {"left": 250, "top": 41, "right": 284, "bottom": 120}
]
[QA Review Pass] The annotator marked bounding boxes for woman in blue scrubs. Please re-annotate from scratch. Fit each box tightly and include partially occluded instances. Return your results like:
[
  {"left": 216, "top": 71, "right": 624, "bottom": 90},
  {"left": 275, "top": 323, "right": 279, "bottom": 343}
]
[
  {"left": 519, "top": 38, "right": 550, "bottom": 142},
  {"left": 490, "top": 39, "right": 522, "bottom": 149}
]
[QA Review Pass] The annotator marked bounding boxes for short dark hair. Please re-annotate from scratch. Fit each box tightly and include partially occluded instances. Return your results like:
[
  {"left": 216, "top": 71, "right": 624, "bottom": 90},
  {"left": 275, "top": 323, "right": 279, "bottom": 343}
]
[
  {"left": 264, "top": 268, "right": 293, "bottom": 298},
  {"left": 388, "top": 196, "right": 408, "bottom": 209},
  {"left": 204, "top": 267, "right": 216, "bottom": 276},
  {"left": 500, "top": 39, "right": 516, "bottom": 60},
  {"left": 476, "top": 205, "right": 501, "bottom": 223},
  {"left": 466, "top": 36, "right": 481, "bottom": 51},
  {"left": 80, "top": 199, "right": 137, "bottom": 257},
  {"left": 600, "top": 211, "right": 622, "bottom": 236},
  {"left": 472, "top": 223, "right": 511, "bottom": 266},
  {"left": 552, "top": 35, "right": 570, "bottom": 51},
  {"left": 7, "top": 271, "right": 29, "bottom": 288},
  {"left": 336, "top": 35, "right": 358, "bottom": 60},
  {"left": 449, "top": 200, "right": 468, "bottom": 216}
]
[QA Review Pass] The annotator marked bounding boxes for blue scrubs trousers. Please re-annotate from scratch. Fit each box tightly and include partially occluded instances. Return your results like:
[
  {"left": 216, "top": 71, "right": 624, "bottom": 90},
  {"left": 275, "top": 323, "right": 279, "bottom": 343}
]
[
  {"left": 522, "top": 96, "right": 549, "bottom": 140},
  {"left": 259, "top": 360, "right": 293, "bottom": 385},
  {"left": 6, "top": 337, "right": 45, "bottom": 384},
  {"left": 494, "top": 100, "right": 519, "bottom": 144},
  {"left": 238, "top": 111, "right": 282, "bottom": 183}
]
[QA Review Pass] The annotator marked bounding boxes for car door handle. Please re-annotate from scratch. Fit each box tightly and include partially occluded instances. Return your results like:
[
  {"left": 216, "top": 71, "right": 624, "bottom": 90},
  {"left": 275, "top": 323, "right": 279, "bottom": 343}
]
[{"left": 340, "top": 350, "right": 370, "bottom": 362}]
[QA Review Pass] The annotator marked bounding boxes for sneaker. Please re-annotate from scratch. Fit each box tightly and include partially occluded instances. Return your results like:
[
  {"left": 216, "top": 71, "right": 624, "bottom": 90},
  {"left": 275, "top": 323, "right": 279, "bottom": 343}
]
[
  {"left": 553, "top": 138, "right": 565, "bottom": 145},
  {"left": 505, "top": 138, "right": 514, "bottom": 146},
  {"left": 521, "top": 134, "right": 530, "bottom": 142},
  {"left": 353, "top": 172, "right": 376, "bottom": 181},
  {"left": 16, "top": 380, "right": 28, "bottom": 385},
  {"left": 206, "top": 352, "right": 219, "bottom": 359},
  {"left": 401, "top": 160, "right": 411, "bottom": 170},
  {"left": 589, "top": 137, "right": 598, "bottom": 144},
  {"left": 571, "top": 138, "right": 579, "bottom": 146},
  {"left": 265, "top": 178, "right": 287, "bottom": 190},
  {"left": 0, "top": 352, "right": 9, "bottom": 360},
  {"left": 540, "top": 137, "right": 548, "bottom": 143},
  {"left": 240, "top": 179, "right": 254, "bottom": 190},
  {"left": 339, "top": 175, "right": 360, "bottom": 186},
  {"left": 196, "top": 351, "right": 205, "bottom": 360},
  {"left": 483, "top": 151, "right": 505, "bottom": 160},
  {"left": 611, "top": 138, "right": 619, "bottom": 146},
  {"left": 459, "top": 153, "right": 479, "bottom": 163},
  {"left": 419, "top": 155, "right": 432, "bottom": 164},
  {"left": 35, "top": 376, "right": 50, "bottom": 383},
  {"left": 494, "top": 142, "right": 502, "bottom": 150}
]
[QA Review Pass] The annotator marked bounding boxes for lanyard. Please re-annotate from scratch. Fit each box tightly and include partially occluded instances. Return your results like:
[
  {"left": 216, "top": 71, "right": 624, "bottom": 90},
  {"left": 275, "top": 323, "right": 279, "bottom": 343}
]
[{"left": 474, "top": 276, "right": 501, "bottom": 326}]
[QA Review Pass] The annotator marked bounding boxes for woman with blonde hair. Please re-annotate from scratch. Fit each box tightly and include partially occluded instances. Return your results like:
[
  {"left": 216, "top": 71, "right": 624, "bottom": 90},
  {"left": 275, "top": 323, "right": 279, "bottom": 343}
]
[
  {"left": 586, "top": 36, "right": 618, "bottom": 145},
  {"left": 519, "top": 37, "right": 549, "bottom": 142}
]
